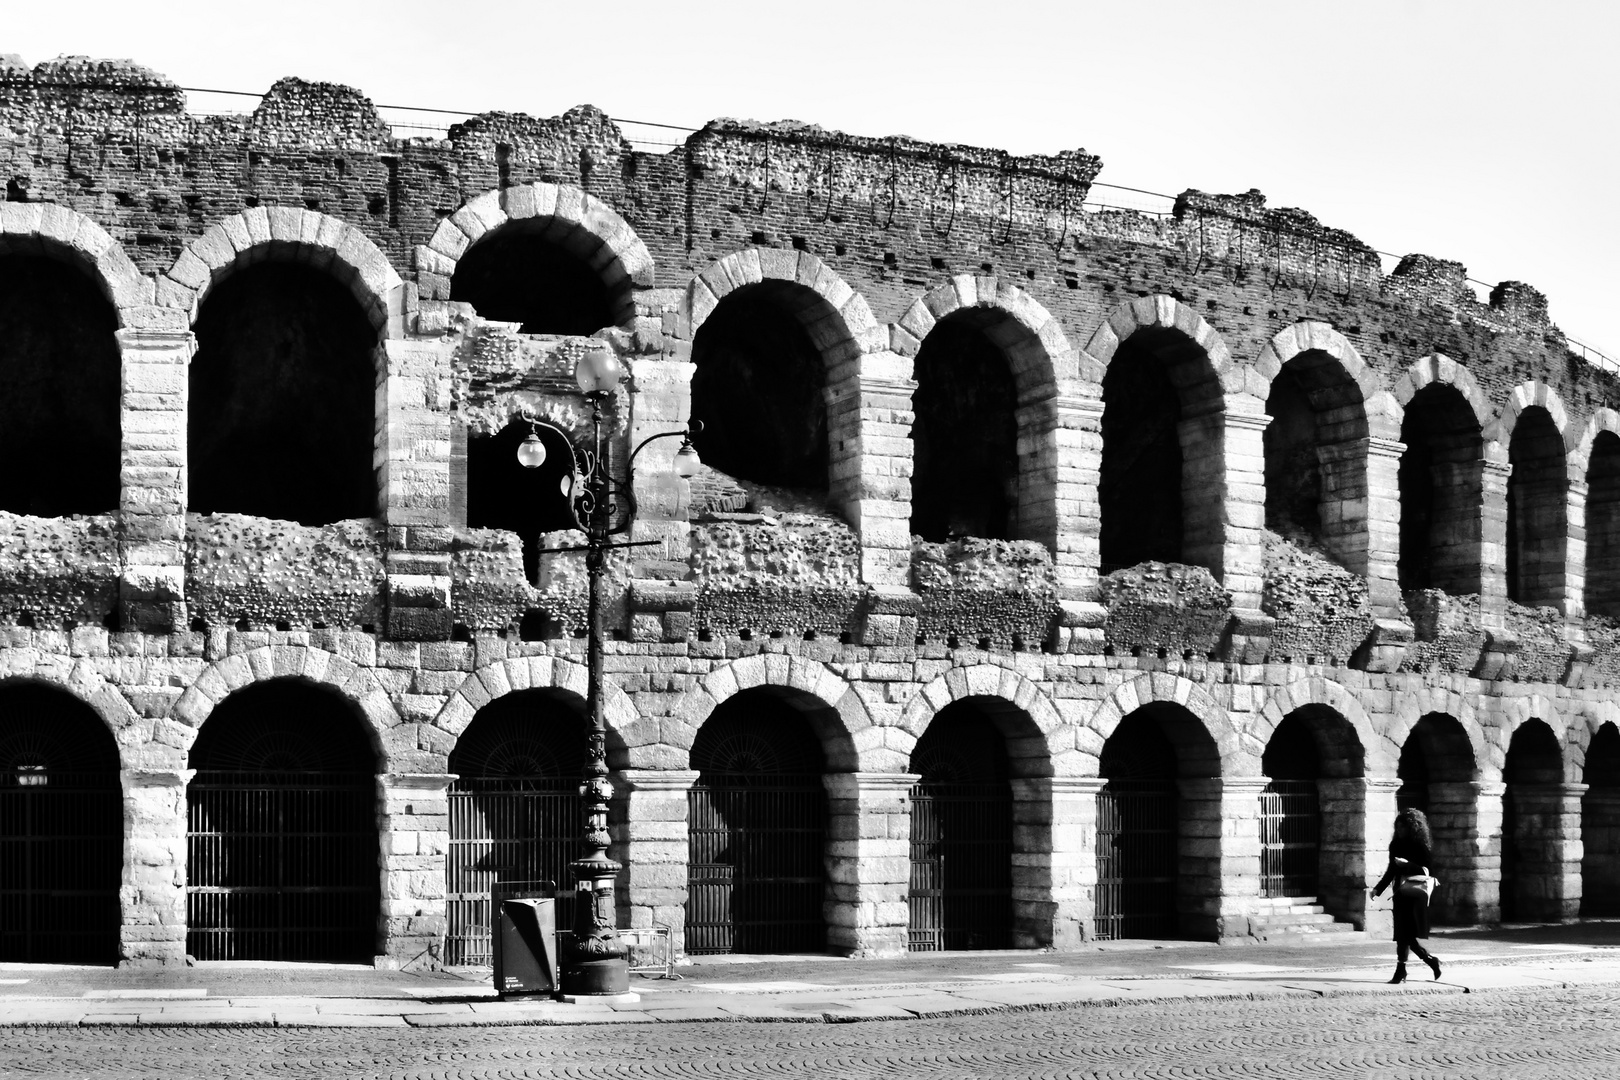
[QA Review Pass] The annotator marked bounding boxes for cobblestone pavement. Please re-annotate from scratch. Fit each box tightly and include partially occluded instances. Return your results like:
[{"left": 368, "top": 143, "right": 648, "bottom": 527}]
[{"left": 4, "top": 986, "right": 1618, "bottom": 1079}]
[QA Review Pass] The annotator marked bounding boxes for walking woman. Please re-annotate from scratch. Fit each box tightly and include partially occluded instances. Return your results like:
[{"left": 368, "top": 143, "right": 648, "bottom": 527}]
[{"left": 1371, "top": 807, "right": 1442, "bottom": 983}]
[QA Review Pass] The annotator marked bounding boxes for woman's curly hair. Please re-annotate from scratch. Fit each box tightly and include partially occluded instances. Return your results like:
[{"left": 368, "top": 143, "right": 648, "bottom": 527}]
[{"left": 1393, "top": 806, "right": 1433, "bottom": 852}]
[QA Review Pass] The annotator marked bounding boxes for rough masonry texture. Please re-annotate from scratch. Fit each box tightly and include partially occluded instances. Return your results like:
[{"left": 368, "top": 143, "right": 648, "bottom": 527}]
[{"left": 2, "top": 55, "right": 1619, "bottom": 969}]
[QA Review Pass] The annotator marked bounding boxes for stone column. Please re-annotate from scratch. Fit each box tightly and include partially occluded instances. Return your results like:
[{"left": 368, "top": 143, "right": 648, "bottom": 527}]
[
  {"left": 823, "top": 772, "right": 918, "bottom": 958},
  {"left": 1479, "top": 458, "right": 1513, "bottom": 617},
  {"left": 382, "top": 338, "right": 455, "bottom": 641},
  {"left": 119, "top": 768, "right": 192, "bottom": 967},
  {"left": 1020, "top": 395, "right": 1103, "bottom": 599},
  {"left": 625, "top": 358, "right": 696, "bottom": 565},
  {"left": 117, "top": 329, "right": 194, "bottom": 633},
  {"left": 1428, "top": 780, "right": 1503, "bottom": 925},
  {"left": 1317, "top": 436, "right": 1407, "bottom": 619},
  {"left": 1506, "top": 782, "right": 1586, "bottom": 921},
  {"left": 1562, "top": 479, "right": 1588, "bottom": 618},
  {"left": 376, "top": 772, "right": 455, "bottom": 970},
  {"left": 1324, "top": 777, "right": 1398, "bottom": 936},
  {"left": 1012, "top": 776, "right": 1103, "bottom": 948},
  {"left": 614, "top": 769, "right": 699, "bottom": 957},
  {"left": 1178, "top": 776, "right": 1266, "bottom": 940},
  {"left": 826, "top": 357, "right": 916, "bottom": 588}
]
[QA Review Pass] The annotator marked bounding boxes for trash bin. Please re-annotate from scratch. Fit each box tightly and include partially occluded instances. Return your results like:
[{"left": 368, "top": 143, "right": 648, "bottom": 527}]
[{"left": 492, "top": 880, "right": 559, "bottom": 997}]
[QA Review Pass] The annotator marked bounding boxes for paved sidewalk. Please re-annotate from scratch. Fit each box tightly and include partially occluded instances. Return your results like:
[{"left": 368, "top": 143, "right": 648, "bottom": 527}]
[{"left": 4, "top": 922, "right": 1619, "bottom": 1028}]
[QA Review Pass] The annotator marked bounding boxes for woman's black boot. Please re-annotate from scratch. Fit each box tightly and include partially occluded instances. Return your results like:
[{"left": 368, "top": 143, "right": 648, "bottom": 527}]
[
  {"left": 1426, "top": 956, "right": 1442, "bottom": 980},
  {"left": 1388, "top": 963, "right": 1407, "bottom": 984}
]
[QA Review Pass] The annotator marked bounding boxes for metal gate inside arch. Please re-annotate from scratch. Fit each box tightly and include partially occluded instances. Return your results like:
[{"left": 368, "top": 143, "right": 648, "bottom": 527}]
[
  {"left": 445, "top": 692, "right": 584, "bottom": 966},
  {"left": 687, "top": 698, "right": 826, "bottom": 955},
  {"left": 1095, "top": 716, "right": 1179, "bottom": 940},
  {"left": 186, "top": 682, "right": 379, "bottom": 962},
  {"left": 0, "top": 684, "right": 121, "bottom": 964}
]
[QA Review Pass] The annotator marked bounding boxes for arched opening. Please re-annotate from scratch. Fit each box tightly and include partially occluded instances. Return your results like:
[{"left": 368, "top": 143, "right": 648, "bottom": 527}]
[
  {"left": 1398, "top": 384, "right": 1484, "bottom": 594},
  {"left": 465, "top": 419, "right": 582, "bottom": 583},
  {"left": 448, "top": 222, "right": 617, "bottom": 335},
  {"left": 686, "top": 689, "right": 829, "bottom": 954},
  {"left": 1263, "top": 350, "right": 1367, "bottom": 559},
  {"left": 906, "top": 700, "right": 1014, "bottom": 951},
  {"left": 0, "top": 253, "right": 121, "bottom": 516},
  {"left": 1099, "top": 328, "right": 1221, "bottom": 574},
  {"left": 189, "top": 262, "right": 379, "bottom": 526},
  {"left": 1095, "top": 703, "right": 1220, "bottom": 940},
  {"left": 1585, "top": 432, "right": 1620, "bottom": 617},
  {"left": 1500, "top": 719, "right": 1565, "bottom": 921},
  {"left": 1506, "top": 406, "right": 1566, "bottom": 607},
  {"left": 1581, "top": 723, "right": 1620, "bottom": 916},
  {"left": 186, "top": 679, "right": 379, "bottom": 962},
  {"left": 1261, "top": 707, "right": 1368, "bottom": 926},
  {"left": 445, "top": 690, "right": 586, "bottom": 965},
  {"left": 1395, "top": 712, "right": 1477, "bottom": 924},
  {"left": 909, "top": 312, "right": 1019, "bottom": 542},
  {"left": 690, "top": 282, "right": 830, "bottom": 494},
  {"left": 0, "top": 683, "right": 121, "bottom": 964}
]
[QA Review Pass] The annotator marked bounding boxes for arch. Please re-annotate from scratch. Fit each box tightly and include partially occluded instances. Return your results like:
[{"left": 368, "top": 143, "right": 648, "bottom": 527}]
[
  {"left": 1496, "top": 694, "right": 1571, "bottom": 781},
  {"left": 0, "top": 663, "right": 141, "bottom": 764},
  {"left": 1488, "top": 380, "right": 1571, "bottom": 447},
  {"left": 169, "top": 646, "right": 400, "bottom": 764},
  {"left": 0, "top": 202, "right": 145, "bottom": 328},
  {"left": 1580, "top": 717, "right": 1620, "bottom": 916},
  {"left": 162, "top": 208, "right": 407, "bottom": 339},
  {"left": 1080, "top": 673, "right": 1248, "bottom": 777},
  {"left": 678, "top": 655, "right": 867, "bottom": 772},
  {"left": 677, "top": 249, "right": 879, "bottom": 365},
  {"left": 1083, "top": 294, "right": 1235, "bottom": 384},
  {"left": 1576, "top": 411, "right": 1620, "bottom": 618},
  {"left": 421, "top": 183, "right": 652, "bottom": 328},
  {"left": 893, "top": 277, "right": 1077, "bottom": 398},
  {"left": 1393, "top": 353, "right": 1492, "bottom": 595},
  {"left": 1390, "top": 352, "right": 1492, "bottom": 433},
  {"left": 1253, "top": 321, "right": 1381, "bottom": 411},
  {"left": 899, "top": 665, "right": 1065, "bottom": 775},
  {"left": 1256, "top": 677, "right": 1384, "bottom": 773},
  {"left": 434, "top": 656, "right": 640, "bottom": 765},
  {"left": 1387, "top": 692, "right": 1485, "bottom": 780},
  {"left": 1570, "top": 408, "right": 1620, "bottom": 475}
]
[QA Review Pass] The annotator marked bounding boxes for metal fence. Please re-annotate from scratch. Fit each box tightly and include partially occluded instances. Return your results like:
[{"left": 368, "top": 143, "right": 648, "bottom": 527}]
[
  {"left": 907, "top": 781, "right": 1012, "bottom": 951},
  {"left": 1094, "top": 779, "right": 1179, "bottom": 941},
  {"left": 186, "top": 771, "right": 377, "bottom": 962},
  {"left": 0, "top": 770, "right": 121, "bottom": 964},
  {"left": 1259, "top": 781, "right": 1320, "bottom": 898}
]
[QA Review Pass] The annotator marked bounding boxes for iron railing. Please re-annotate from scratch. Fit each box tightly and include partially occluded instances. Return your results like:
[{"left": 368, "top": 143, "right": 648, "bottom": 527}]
[
  {"left": 1258, "top": 780, "right": 1320, "bottom": 898},
  {"left": 186, "top": 770, "right": 377, "bottom": 962},
  {"left": 0, "top": 770, "right": 121, "bottom": 964},
  {"left": 686, "top": 774, "right": 824, "bottom": 955},
  {"left": 907, "top": 781, "right": 1012, "bottom": 951},
  {"left": 1095, "top": 779, "right": 1179, "bottom": 941}
]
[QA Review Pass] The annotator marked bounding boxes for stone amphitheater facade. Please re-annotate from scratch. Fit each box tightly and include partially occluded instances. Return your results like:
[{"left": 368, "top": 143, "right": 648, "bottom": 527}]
[{"left": 1, "top": 55, "right": 1616, "bottom": 969}]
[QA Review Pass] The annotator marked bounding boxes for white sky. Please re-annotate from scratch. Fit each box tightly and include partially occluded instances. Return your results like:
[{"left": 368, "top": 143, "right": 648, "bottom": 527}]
[{"left": 7, "top": 0, "right": 1617, "bottom": 356}]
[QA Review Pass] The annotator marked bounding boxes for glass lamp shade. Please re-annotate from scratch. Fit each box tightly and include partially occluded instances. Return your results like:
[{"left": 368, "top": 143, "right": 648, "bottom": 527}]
[
  {"left": 576, "top": 344, "right": 622, "bottom": 394},
  {"left": 517, "top": 431, "right": 547, "bottom": 469},
  {"left": 672, "top": 441, "right": 702, "bottom": 479}
]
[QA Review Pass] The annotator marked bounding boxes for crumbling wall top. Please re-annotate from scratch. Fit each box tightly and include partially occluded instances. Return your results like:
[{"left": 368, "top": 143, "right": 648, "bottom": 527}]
[{"left": 247, "top": 76, "right": 390, "bottom": 151}]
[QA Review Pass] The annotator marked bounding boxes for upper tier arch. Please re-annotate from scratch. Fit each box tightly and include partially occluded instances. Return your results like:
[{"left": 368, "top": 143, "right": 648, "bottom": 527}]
[
  {"left": 676, "top": 249, "right": 881, "bottom": 365},
  {"left": 892, "top": 276, "right": 1078, "bottom": 399},
  {"left": 0, "top": 202, "right": 145, "bottom": 328}
]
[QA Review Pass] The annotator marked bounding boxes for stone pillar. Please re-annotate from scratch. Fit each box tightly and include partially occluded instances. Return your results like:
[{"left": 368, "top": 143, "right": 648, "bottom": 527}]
[
  {"left": 1318, "top": 436, "right": 1407, "bottom": 619},
  {"left": 1021, "top": 395, "right": 1103, "bottom": 599},
  {"left": 1013, "top": 776, "right": 1102, "bottom": 948},
  {"left": 119, "top": 768, "right": 192, "bottom": 967},
  {"left": 625, "top": 358, "right": 696, "bottom": 566},
  {"left": 823, "top": 772, "right": 917, "bottom": 957},
  {"left": 1324, "top": 777, "right": 1397, "bottom": 936},
  {"left": 1176, "top": 400, "right": 1269, "bottom": 611},
  {"left": 614, "top": 769, "right": 699, "bottom": 957},
  {"left": 376, "top": 772, "right": 454, "bottom": 970},
  {"left": 1479, "top": 457, "right": 1513, "bottom": 617},
  {"left": 382, "top": 338, "right": 455, "bottom": 641},
  {"left": 1506, "top": 782, "right": 1586, "bottom": 921},
  {"left": 826, "top": 358, "right": 916, "bottom": 588},
  {"left": 1178, "top": 776, "right": 1266, "bottom": 940},
  {"left": 1428, "top": 780, "right": 1503, "bottom": 925},
  {"left": 1562, "top": 479, "right": 1588, "bottom": 618},
  {"left": 1581, "top": 789, "right": 1620, "bottom": 912},
  {"left": 117, "top": 329, "right": 195, "bottom": 633}
]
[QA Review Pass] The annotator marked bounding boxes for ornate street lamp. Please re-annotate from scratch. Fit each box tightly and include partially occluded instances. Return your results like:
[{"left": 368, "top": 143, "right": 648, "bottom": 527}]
[{"left": 517, "top": 341, "right": 701, "bottom": 997}]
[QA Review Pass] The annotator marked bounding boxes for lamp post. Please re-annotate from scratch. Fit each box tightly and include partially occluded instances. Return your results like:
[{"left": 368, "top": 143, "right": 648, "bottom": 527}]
[{"left": 517, "top": 342, "right": 701, "bottom": 998}]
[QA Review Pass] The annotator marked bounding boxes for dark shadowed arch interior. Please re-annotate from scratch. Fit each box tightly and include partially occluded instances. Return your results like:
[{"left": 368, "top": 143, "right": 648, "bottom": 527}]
[
  {"left": 445, "top": 689, "right": 588, "bottom": 965},
  {"left": 1586, "top": 432, "right": 1620, "bottom": 616},
  {"left": 1582, "top": 723, "right": 1620, "bottom": 916},
  {"left": 1100, "top": 329, "right": 1220, "bottom": 573},
  {"left": 690, "top": 282, "right": 829, "bottom": 492},
  {"left": 1396, "top": 712, "right": 1476, "bottom": 811},
  {"left": 0, "top": 682, "right": 121, "bottom": 963},
  {"left": 1500, "top": 719, "right": 1565, "bottom": 921},
  {"left": 1395, "top": 712, "right": 1476, "bottom": 924},
  {"left": 190, "top": 262, "right": 379, "bottom": 526},
  {"left": 907, "top": 701, "right": 1012, "bottom": 950},
  {"left": 0, "top": 254, "right": 121, "bottom": 517},
  {"left": 186, "top": 679, "right": 379, "bottom": 962},
  {"left": 1506, "top": 407, "right": 1566, "bottom": 607},
  {"left": 910, "top": 312, "right": 1019, "bottom": 542},
  {"left": 1264, "top": 350, "right": 1368, "bottom": 555},
  {"left": 687, "top": 688, "right": 830, "bottom": 954},
  {"left": 1261, "top": 707, "right": 1366, "bottom": 917},
  {"left": 1399, "top": 384, "right": 1483, "bottom": 594},
  {"left": 466, "top": 419, "right": 583, "bottom": 583},
  {"left": 449, "top": 222, "right": 617, "bottom": 335}
]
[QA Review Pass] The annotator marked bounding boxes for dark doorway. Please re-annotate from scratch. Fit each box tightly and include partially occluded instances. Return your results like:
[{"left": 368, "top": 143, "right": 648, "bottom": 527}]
[
  {"left": 1395, "top": 713, "right": 1476, "bottom": 924},
  {"left": 1398, "top": 385, "right": 1483, "bottom": 594},
  {"left": 186, "top": 680, "right": 379, "bottom": 962},
  {"left": 446, "top": 691, "right": 585, "bottom": 965},
  {"left": 1100, "top": 330, "right": 1186, "bottom": 570},
  {"left": 189, "top": 262, "right": 378, "bottom": 525},
  {"left": 0, "top": 683, "right": 121, "bottom": 964},
  {"left": 0, "top": 254, "right": 121, "bottom": 516},
  {"left": 1259, "top": 714, "right": 1321, "bottom": 899},
  {"left": 1586, "top": 432, "right": 1620, "bottom": 616},
  {"left": 1581, "top": 723, "right": 1620, "bottom": 916},
  {"left": 1500, "top": 719, "right": 1563, "bottom": 922},
  {"left": 1095, "top": 712, "right": 1180, "bottom": 940},
  {"left": 686, "top": 692, "right": 826, "bottom": 954},
  {"left": 1506, "top": 406, "right": 1565, "bottom": 606},
  {"left": 907, "top": 702, "right": 1012, "bottom": 951},
  {"left": 450, "top": 225, "right": 616, "bottom": 335}
]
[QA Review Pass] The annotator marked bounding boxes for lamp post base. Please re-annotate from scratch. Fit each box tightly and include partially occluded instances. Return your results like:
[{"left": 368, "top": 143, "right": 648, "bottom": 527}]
[{"left": 558, "top": 955, "right": 631, "bottom": 997}]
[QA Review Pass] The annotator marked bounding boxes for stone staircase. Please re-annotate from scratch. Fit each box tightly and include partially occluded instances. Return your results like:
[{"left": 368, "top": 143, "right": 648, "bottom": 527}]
[{"left": 1247, "top": 897, "right": 1359, "bottom": 937}]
